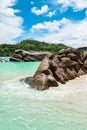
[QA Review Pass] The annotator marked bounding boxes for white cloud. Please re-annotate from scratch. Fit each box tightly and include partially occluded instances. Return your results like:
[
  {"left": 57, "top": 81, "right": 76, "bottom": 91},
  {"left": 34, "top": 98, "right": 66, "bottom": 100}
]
[
  {"left": 30, "top": 1, "right": 34, "bottom": 5},
  {"left": 0, "top": 0, "right": 23, "bottom": 44},
  {"left": 47, "top": 10, "right": 56, "bottom": 17},
  {"left": 0, "top": 0, "right": 16, "bottom": 9},
  {"left": 28, "top": 16, "right": 87, "bottom": 48},
  {"left": 31, "top": 20, "right": 59, "bottom": 32},
  {"left": 51, "top": 0, "right": 87, "bottom": 11},
  {"left": 31, "top": 18, "right": 68, "bottom": 32},
  {"left": 31, "top": 5, "right": 49, "bottom": 15}
]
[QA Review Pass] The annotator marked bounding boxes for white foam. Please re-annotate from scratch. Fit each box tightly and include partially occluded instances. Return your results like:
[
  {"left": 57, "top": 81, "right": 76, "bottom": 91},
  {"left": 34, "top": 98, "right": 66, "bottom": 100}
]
[{"left": 0, "top": 75, "right": 87, "bottom": 103}]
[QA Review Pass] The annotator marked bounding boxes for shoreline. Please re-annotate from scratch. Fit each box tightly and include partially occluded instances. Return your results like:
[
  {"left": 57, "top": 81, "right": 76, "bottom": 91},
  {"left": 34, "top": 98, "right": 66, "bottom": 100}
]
[
  {"left": 46, "top": 74, "right": 87, "bottom": 112},
  {"left": 48, "top": 74, "right": 87, "bottom": 98}
]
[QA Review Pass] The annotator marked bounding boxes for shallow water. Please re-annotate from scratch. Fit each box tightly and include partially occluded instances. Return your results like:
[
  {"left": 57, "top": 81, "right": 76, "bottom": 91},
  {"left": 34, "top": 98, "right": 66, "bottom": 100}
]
[{"left": 0, "top": 60, "right": 87, "bottom": 130}]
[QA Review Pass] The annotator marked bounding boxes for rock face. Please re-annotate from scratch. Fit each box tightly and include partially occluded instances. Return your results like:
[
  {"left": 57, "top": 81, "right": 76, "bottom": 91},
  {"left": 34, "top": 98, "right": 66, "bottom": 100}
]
[
  {"left": 83, "top": 51, "right": 87, "bottom": 71},
  {"left": 10, "top": 50, "right": 52, "bottom": 62},
  {"left": 83, "top": 51, "right": 87, "bottom": 61},
  {"left": 23, "top": 48, "right": 87, "bottom": 90}
]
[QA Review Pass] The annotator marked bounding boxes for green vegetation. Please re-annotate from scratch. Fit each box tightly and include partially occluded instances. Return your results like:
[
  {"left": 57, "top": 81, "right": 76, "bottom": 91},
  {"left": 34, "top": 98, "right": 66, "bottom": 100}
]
[
  {"left": 0, "top": 40, "right": 69, "bottom": 56},
  {"left": 78, "top": 47, "right": 87, "bottom": 52}
]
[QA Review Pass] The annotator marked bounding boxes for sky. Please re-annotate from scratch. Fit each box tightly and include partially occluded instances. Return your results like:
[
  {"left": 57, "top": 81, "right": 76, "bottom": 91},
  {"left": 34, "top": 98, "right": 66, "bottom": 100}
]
[{"left": 0, "top": 0, "right": 87, "bottom": 48}]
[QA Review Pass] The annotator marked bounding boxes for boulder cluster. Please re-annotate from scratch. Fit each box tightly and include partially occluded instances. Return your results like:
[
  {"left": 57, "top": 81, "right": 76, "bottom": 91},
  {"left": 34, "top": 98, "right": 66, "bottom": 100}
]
[
  {"left": 24, "top": 48, "right": 87, "bottom": 90},
  {"left": 10, "top": 50, "right": 52, "bottom": 62}
]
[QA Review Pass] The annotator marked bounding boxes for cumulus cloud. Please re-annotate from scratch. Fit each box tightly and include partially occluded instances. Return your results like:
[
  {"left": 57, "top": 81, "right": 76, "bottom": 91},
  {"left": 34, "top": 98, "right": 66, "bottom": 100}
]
[
  {"left": 31, "top": 5, "right": 49, "bottom": 15},
  {"left": 47, "top": 10, "right": 56, "bottom": 17},
  {"left": 29, "top": 16, "right": 87, "bottom": 48},
  {"left": 0, "top": 0, "right": 23, "bottom": 44},
  {"left": 51, "top": 0, "right": 87, "bottom": 11},
  {"left": 31, "top": 18, "right": 68, "bottom": 32}
]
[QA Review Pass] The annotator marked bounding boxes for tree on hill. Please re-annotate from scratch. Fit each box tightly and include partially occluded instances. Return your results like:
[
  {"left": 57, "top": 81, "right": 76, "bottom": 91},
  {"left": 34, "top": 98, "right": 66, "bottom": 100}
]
[{"left": 0, "top": 40, "right": 69, "bottom": 56}]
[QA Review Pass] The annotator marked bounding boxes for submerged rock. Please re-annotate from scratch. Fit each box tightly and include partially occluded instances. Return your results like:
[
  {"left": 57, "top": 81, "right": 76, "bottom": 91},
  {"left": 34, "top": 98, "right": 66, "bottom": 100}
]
[
  {"left": 10, "top": 50, "right": 52, "bottom": 62},
  {"left": 0, "top": 58, "right": 7, "bottom": 63},
  {"left": 23, "top": 48, "right": 87, "bottom": 90}
]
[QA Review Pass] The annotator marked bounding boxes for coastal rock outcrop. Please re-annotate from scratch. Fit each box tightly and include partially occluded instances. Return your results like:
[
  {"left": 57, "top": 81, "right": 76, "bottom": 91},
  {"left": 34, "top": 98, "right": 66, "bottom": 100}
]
[
  {"left": 83, "top": 51, "right": 87, "bottom": 71},
  {"left": 10, "top": 50, "right": 52, "bottom": 62},
  {"left": 83, "top": 51, "right": 87, "bottom": 61},
  {"left": 23, "top": 48, "right": 87, "bottom": 90}
]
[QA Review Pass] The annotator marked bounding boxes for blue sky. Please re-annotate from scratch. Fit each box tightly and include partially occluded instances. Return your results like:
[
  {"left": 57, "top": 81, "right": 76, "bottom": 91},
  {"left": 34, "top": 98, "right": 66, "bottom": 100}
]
[{"left": 0, "top": 0, "right": 87, "bottom": 47}]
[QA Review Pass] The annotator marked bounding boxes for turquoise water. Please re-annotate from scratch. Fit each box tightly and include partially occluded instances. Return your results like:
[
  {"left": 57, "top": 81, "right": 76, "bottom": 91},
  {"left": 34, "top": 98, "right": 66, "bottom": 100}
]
[{"left": 0, "top": 59, "right": 87, "bottom": 130}]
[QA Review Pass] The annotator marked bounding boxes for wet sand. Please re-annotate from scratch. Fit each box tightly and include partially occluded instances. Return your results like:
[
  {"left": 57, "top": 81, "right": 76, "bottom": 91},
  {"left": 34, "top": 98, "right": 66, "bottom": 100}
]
[{"left": 47, "top": 74, "right": 87, "bottom": 113}]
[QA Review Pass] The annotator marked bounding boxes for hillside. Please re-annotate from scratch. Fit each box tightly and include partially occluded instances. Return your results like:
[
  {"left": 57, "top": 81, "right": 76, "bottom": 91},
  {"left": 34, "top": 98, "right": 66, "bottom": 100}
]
[
  {"left": 78, "top": 47, "right": 87, "bottom": 52},
  {"left": 0, "top": 40, "right": 69, "bottom": 56}
]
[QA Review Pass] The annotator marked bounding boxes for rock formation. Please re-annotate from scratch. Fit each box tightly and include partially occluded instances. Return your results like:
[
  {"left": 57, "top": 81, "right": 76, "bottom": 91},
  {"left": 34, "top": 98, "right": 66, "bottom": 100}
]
[
  {"left": 10, "top": 50, "right": 52, "bottom": 62},
  {"left": 83, "top": 51, "right": 87, "bottom": 70},
  {"left": 23, "top": 48, "right": 87, "bottom": 90}
]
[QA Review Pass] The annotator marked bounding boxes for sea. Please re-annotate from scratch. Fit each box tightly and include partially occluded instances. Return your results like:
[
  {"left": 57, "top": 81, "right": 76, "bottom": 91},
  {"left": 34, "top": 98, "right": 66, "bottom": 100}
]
[{"left": 0, "top": 57, "right": 87, "bottom": 130}]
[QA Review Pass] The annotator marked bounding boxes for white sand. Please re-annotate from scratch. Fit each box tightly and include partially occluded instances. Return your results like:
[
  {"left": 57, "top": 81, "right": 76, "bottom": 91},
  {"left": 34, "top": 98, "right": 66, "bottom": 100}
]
[
  {"left": 45, "top": 74, "right": 87, "bottom": 113},
  {"left": 49, "top": 74, "right": 87, "bottom": 94}
]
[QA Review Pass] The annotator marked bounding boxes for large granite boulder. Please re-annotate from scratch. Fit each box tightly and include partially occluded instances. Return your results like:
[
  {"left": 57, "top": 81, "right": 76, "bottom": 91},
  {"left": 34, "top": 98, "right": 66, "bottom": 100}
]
[
  {"left": 23, "top": 48, "right": 87, "bottom": 90},
  {"left": 28, "top": 74, "right": 58, "bottom": 90},
  {"left": 83, "top": 51, "right": 87, "bottom": 61},
  {"left": 10, "top": 50, "right": 52, "bottom": 62},
  {"left": 84, "top": 60, "right": 87, "bottom": 70},
  {"left": 82, "top": 51, "right": 87, "bottom": 71}
]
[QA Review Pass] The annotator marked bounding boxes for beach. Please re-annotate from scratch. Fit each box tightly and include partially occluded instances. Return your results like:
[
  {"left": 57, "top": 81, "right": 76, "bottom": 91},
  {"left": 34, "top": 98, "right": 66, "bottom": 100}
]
[
  {"left": 0, "top": 0, "right": 87, "bottom": 129},
  {"left": 0, "top": 61, "right": 87, "bottom": 130}
]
